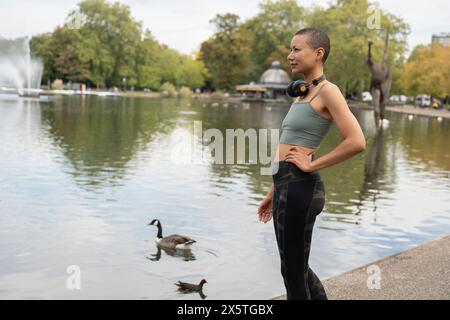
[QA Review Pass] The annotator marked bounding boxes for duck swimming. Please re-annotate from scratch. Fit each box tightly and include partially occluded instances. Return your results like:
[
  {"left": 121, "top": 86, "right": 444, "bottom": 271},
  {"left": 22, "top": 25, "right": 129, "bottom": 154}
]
[
  {"left": 175, "top": 279, "right": 208, "bottom": 293},
  {"left": 148, "top": 219, "right": 196, "bottom": 250}
]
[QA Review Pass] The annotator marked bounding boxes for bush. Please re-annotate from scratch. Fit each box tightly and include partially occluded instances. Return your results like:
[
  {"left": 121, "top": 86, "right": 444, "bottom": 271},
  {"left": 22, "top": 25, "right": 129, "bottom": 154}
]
[
  {"left": 51, "top": 79, "right": 64, "bottom": 90},
  {"left": 159, "top": 82, "right": 177, "bottom": 97},
  {"left": 210, "top": 90, "right": 227, "bottom": 101},
  {"left": 179, "top": 86, "right": 193, "bottom": 98}
]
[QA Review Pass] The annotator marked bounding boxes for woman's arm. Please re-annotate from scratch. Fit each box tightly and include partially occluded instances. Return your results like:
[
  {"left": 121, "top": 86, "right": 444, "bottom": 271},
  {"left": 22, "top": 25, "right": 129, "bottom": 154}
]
[
  {"left": 265, "top": 183, "right": 274, "bottom": 198},
  {"left": 310, "top": 83, "right": 366, "bottom": 172}
]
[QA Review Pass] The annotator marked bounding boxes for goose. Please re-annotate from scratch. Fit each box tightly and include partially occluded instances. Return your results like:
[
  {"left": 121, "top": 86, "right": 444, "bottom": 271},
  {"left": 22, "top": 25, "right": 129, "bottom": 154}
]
[
  {"left": 148, "top": 219, "right": 196, "bottom": 250},
  {"left": 175, "top": 279, "right": 207, "bottom": 293}
]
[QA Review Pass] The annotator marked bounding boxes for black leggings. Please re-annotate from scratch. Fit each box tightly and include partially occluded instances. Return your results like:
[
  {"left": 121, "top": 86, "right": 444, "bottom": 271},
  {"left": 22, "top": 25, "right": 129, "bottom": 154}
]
[{"left": 271, "top": 160, "right": 328, "bottom": 300}]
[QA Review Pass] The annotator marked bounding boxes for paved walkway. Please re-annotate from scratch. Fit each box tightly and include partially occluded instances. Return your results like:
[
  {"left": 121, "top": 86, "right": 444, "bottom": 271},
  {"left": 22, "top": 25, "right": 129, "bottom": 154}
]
[
  {"left": 273, "top": 234, "right": 450, "bottom": 300},
  {"left": 349, "top": 102, "right": 450, "bottom": 119}
]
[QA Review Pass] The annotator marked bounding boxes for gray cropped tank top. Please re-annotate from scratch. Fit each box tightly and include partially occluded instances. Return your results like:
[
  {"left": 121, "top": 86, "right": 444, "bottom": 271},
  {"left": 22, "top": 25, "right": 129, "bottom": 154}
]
[{"left": 280, "top": 82, "right": 332, "bottom": 148}]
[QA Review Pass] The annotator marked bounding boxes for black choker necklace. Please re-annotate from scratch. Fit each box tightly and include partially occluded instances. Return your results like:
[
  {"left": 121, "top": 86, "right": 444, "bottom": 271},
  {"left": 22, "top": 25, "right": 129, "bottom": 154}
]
[
  {"left": 286, "top": 74, "right": 326, "bottom": 98},
  {"left": 311, "top": 74, "right": 326, "bottom": 86}
]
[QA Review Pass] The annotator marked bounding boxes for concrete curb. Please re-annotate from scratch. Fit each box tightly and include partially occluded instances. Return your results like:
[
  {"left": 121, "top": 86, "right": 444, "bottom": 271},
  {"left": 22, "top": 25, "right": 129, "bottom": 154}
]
[{"left": 273, "top": 234, "right": 450, "bottom": 300}]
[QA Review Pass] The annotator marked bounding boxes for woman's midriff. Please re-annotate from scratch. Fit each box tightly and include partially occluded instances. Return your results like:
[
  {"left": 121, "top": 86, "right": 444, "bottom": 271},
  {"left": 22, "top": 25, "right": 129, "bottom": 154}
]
[{"left": 277, "top": 143, "right": 316, "bottom": 162}]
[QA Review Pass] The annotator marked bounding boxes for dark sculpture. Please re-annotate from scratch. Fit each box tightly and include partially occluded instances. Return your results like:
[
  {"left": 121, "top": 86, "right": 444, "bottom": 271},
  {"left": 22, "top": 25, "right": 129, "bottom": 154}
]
[{"left": 367, "top": 34, "right": 392, "bottom": 127}]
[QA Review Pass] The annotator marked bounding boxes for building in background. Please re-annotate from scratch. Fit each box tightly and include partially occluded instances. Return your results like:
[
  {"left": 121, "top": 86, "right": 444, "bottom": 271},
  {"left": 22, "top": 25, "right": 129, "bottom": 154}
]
[
  {"left": 236, "top": 61, "right": 291, "bottom": 102},
  {"left": 431, "top": 33, "right": 450, "bottom": 47}
]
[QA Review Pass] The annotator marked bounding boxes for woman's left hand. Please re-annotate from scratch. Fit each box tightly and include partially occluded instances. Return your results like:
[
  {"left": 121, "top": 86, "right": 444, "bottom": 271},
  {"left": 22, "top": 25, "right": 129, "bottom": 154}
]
[{"left": 284, "top": 148, "right": 315, "bottom": 172}]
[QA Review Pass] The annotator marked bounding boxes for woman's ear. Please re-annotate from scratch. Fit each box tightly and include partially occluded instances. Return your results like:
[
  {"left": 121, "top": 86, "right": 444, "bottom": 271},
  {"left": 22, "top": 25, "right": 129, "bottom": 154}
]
[{"left": 316, "top": 48, "right": 325, "bottom": 62}]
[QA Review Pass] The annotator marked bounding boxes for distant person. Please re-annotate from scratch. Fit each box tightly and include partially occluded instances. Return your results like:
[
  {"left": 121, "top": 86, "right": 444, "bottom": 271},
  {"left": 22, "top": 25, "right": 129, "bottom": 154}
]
[{"left": 258, "top": 28, "right": 366, "bottom": 300}]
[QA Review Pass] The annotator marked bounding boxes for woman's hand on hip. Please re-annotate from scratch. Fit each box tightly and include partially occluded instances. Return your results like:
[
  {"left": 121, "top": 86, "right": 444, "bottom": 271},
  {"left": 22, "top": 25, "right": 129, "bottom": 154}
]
[{"left": 284, "top": 148, "right": 315, "bottom": 172}]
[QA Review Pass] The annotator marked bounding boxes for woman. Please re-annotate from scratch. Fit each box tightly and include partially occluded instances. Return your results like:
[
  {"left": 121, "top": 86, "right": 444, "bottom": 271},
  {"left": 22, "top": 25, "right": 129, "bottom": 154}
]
[{"left": 258, "top": 28, "right": 366, "bottom": 300}]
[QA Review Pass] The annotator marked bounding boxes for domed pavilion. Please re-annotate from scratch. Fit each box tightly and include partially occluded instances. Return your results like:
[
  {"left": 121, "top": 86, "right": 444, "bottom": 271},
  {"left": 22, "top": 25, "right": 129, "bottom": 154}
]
[{"left": 236, "top": 61, "right": 291, "bottom": 101}]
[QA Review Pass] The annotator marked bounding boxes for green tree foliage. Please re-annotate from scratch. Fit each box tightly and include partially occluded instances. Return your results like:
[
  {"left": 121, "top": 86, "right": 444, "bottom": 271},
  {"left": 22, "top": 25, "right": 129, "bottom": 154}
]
[
  {"left": 306, "top": 0, "right": 409, "bottom": 96},
  {"left": 30, "top": 0, "right": 421, "bottom": 96},
  {"left": 29, "top": 33, "right": 55, "bottom": 81},
  {"left": 199, "top": 0, "right": 410, "bottom": 95},
  {"left": 243, "top": 0, "right": 305, "bottom": 77},
  {"left": 200, "top": 13, "right": 256, "bottom": 90},
  {"left": 30, "top": 0, "right": 206, "bottom": 90}
]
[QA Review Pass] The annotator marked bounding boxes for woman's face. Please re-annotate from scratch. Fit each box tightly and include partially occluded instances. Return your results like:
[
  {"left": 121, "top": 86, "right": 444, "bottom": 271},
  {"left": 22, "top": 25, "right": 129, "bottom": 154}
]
[{"left": 287, "top": 34, "right": 321, "bottom": 74}]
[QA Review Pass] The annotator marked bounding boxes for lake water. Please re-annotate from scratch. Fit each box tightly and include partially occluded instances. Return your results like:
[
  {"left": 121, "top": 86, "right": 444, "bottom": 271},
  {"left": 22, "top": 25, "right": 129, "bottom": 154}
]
[{"left": 0, "top": 94, "right": 449, "bottom": 299}]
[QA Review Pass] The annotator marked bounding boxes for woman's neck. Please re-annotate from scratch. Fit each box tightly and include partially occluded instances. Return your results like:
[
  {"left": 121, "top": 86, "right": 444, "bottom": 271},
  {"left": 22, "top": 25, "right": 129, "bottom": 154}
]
[{"left": 303, "top": 66, "right": 324, "bottom": 84}]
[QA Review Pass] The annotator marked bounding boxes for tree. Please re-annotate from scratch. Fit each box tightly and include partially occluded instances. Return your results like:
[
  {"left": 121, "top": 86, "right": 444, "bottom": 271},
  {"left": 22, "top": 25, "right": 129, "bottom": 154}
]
[
  {"left": 136, "top": 30, "right": 162, "bottom": 90},
  {"left": 52, "top": 27, "right": 92, "bottom": 83},
  {"left": 400, "top": 43, "right": 450, "bottom": 98},
  {"left": 30, "top": 0, "right": 207, "bottom": 90},
  {"left": 178, "top": 56, "right": 208, "bottom": 89},
  {"left": 29, "top": 33, "right": 55, "bottom": 82},
  {"left": 75, "top": 0, "right": 142, "bottom": 87},
  {"left": 200, "top": 13, "right": 256, "bottom": 90},
  {"left": 243, "top": 0, "right": 305, "bottom": 77},
  {"left": 306, "top": 0, "right": 409, "bottom": 97}
]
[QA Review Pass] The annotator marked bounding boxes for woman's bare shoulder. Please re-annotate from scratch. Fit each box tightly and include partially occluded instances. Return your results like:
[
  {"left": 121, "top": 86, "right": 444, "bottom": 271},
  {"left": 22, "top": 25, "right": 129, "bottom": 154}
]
[
  {"left": 322, "top": 81, "right": 343, "bottom": 98},
  {"left": 323, "top": 80, "right": 340, "bottom": 91}
]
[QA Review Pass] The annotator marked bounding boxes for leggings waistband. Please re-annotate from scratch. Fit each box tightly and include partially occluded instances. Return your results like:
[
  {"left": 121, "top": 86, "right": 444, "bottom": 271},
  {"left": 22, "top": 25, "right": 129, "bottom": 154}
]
[{"left": 272, "top": 161, "right": 321, "bottom": 186}]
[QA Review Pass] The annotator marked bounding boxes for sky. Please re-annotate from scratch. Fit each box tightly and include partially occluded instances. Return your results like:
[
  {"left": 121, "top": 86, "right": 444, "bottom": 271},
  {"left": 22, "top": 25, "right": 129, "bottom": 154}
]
[{"left": 0, "top": 0, "right": 449, "bottom": 55}]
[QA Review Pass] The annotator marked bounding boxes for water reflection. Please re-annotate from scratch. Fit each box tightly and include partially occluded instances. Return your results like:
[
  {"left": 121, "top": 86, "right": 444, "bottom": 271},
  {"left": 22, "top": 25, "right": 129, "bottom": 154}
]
[
  {"left": 147, "top": 246, "right": 196, "bottom": 262},
  {"left": 399, "top": 114, "right": 450, "bottom": 172},
  {"left": 39, "top": 96, "right": 181, "bottom": 190},
  {"left": 353, "top": 126, "right": 392, "bottom": 219}
]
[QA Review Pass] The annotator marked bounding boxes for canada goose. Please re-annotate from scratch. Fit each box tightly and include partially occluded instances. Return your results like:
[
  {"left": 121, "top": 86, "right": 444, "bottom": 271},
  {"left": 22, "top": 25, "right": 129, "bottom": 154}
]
[
  {"left": 148, "top": 219, "right": 196, "bottom": 250},
  {"left": 175, "top": 279, "right": 207, "bottom": 293}
]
